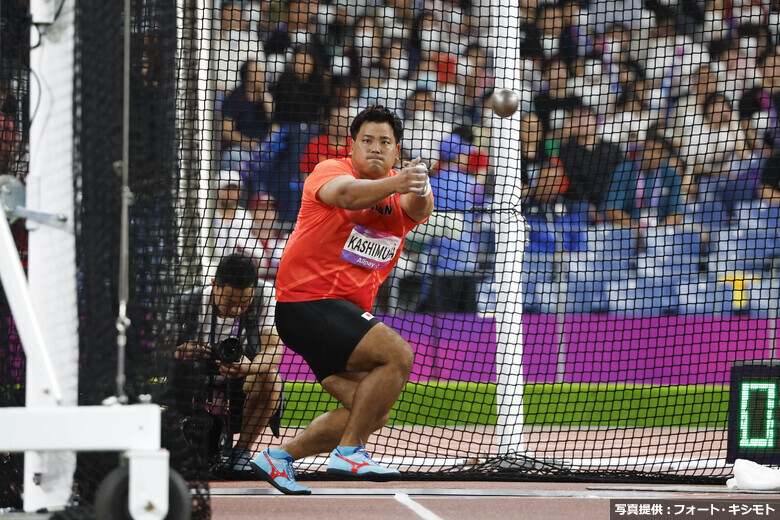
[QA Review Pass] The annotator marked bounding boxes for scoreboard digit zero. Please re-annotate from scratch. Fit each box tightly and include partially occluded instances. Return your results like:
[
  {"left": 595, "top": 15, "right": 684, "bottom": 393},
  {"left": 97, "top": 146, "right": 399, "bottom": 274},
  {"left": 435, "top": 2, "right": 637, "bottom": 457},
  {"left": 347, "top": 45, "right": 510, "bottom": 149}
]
[{"left": 727, "top": 360, "right": 780, "bottom": 464}]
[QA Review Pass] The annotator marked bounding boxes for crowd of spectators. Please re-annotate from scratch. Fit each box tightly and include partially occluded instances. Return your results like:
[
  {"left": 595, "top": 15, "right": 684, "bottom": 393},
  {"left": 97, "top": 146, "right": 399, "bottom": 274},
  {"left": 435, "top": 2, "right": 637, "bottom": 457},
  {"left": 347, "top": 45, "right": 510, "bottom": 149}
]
[
  {"left": 519, "top": 0, "right": 780, "bottom": 232},
  {"left": 211, "top": 0, "right": 499, "bottom": 312},
  {"left": 518, "top": 0, "right": 780, "bottom": 314},
  {"left": 210, "top": 0, "right": 780, "bottom": 315}
]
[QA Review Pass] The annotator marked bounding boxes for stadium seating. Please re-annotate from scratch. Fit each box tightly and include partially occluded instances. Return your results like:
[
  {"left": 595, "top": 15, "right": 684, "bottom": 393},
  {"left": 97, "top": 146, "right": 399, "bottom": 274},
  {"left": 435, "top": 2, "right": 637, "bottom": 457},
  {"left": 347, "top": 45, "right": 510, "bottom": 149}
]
[
  {"left": 517, "top": 198, "right": 780, "bottom": 317},
  {"left": 566, "top": 226, "right": 635, "bottom": 314}
]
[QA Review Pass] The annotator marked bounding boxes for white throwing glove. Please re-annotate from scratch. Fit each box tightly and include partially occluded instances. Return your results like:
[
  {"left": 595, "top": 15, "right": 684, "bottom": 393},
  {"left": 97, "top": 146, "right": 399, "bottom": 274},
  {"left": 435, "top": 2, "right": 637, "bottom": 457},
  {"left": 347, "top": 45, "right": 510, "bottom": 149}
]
[{"left": 413, "top": 161, "right": 431, "bottom": 198}]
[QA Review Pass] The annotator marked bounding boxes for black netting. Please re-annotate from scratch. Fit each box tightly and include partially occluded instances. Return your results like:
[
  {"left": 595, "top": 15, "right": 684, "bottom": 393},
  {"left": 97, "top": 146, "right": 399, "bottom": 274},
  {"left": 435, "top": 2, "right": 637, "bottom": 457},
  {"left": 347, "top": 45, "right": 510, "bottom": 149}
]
[
  {"left": 518, "top": 0, "right": 780, "bottom": 481},
  {"left": 182, "top": 1, "right": 512, "bottom": 485},
  {"left": 71, "top": 0, "right": 210, "bottom": 517},
  {"left": 0, "top": 284, "right": 24, "bottom": 510},
  {"left": 0, "top": 0, "right": 29, "bottom": 510},
  {"left": 6, "top": 0, "right": 780, "bottom": 512},
  {"left": 187, "top": 0, "right": 776, "bottom": 485}
]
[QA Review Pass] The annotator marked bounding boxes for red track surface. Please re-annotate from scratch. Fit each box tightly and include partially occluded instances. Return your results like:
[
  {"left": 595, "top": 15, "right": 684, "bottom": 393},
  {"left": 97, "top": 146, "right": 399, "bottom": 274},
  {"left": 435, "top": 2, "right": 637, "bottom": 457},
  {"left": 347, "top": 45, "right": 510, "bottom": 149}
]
[{"left": 209, "top": 480, "right": 780, "bottom": 520}]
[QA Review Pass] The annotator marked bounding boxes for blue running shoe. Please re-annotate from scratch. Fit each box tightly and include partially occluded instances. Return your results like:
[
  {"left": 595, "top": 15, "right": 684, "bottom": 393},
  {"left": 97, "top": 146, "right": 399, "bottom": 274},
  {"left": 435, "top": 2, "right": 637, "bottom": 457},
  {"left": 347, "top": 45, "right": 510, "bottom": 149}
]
[
  {"left": 249, "top": 448, "right": 311, "bottom": 495},
  {"left": 326, "top": 445, "right": 400, "bottom": 481}
]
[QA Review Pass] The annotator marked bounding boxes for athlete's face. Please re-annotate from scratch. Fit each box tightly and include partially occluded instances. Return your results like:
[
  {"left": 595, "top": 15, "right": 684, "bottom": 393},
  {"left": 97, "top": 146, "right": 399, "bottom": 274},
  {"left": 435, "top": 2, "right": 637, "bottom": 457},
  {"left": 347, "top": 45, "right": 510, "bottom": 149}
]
[{"left": 350, "top": 121, "right": 400, "bottom": 179}]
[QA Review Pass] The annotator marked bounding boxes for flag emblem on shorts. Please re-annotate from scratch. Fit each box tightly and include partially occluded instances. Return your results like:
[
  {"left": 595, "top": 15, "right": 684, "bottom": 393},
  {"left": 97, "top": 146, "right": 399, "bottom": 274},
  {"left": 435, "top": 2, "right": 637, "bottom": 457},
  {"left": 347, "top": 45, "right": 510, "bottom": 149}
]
[{"left": 361, "top": 312, "right": 374, "bottom": 321}]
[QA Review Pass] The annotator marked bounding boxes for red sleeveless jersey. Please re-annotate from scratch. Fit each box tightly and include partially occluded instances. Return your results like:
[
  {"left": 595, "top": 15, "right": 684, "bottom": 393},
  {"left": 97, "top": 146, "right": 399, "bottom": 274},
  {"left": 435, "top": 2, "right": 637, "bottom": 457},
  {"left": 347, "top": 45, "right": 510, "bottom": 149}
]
[{"left": 276, "top": 158, "right": 426, "bottom": 311}]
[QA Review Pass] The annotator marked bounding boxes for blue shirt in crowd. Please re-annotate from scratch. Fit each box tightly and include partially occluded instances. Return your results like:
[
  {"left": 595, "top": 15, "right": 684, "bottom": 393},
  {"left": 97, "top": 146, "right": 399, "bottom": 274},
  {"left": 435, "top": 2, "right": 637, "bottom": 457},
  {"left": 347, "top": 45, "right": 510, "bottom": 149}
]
[
  {"left": 429, "top": 166, "right": 485, "bottom": 212},
  {"left": 604, "top": 159, "right": 683, "bottom": 222}
]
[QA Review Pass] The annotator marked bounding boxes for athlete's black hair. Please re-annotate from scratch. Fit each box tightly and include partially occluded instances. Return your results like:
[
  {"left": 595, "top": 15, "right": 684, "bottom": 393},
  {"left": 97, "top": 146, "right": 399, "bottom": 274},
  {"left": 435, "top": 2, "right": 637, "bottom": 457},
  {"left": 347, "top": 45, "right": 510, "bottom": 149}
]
[{"left": 350, "top": 104, "right": 404, "bottom": 143}]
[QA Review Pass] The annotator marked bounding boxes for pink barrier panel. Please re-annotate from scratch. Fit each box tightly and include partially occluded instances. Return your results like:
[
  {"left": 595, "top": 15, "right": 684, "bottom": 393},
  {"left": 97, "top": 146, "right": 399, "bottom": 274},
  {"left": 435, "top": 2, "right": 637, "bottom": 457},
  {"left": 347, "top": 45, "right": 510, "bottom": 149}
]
[
  {"left": 278, "top": 313, "right": 775, "bottom": 385},
  {"left": 278, "top": 313, "right": 497, "bottom": 383},
  {"left": 523, "top": 314, "right": 775, "bottom": 385}
]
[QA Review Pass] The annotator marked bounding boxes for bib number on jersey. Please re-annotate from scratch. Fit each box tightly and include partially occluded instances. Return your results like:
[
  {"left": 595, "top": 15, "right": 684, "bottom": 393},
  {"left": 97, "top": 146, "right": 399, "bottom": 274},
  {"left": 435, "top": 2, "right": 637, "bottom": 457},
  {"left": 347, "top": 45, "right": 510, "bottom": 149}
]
[{"left": 340, "top": 224, "right": 402, "bottom": 270}]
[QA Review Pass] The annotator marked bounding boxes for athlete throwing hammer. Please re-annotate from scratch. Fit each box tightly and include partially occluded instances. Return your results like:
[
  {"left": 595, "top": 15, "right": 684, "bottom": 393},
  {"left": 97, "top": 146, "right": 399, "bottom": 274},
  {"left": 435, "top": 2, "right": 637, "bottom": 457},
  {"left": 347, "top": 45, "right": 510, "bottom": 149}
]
[{"left": 249, "top": 105, "right": 434, "bottom": 494}]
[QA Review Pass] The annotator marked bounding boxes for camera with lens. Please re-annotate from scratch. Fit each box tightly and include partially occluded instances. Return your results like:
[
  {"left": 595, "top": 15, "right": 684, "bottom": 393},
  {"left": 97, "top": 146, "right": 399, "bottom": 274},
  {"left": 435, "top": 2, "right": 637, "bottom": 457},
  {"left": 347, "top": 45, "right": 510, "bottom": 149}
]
[{"left": 211, "top": 337, "right": 243, "bottom": 364}]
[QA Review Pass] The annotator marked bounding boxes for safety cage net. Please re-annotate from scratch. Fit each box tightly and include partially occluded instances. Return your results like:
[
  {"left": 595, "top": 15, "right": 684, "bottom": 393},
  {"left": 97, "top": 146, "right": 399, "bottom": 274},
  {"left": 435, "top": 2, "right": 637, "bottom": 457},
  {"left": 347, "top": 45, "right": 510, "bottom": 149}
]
[
  {"left": 3, "top": 0, "right": 780, "bottom": 517},
  {"left": 0, "top": 0, "right": 31, "bottom": 511}
]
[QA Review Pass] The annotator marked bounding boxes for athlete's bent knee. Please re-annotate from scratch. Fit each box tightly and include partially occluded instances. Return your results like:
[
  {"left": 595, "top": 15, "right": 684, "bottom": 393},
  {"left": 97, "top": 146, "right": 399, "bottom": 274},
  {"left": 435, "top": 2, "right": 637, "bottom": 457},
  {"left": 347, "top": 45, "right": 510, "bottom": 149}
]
[{"left": 393, "top": 341, "right": 414, "bottom": 378}]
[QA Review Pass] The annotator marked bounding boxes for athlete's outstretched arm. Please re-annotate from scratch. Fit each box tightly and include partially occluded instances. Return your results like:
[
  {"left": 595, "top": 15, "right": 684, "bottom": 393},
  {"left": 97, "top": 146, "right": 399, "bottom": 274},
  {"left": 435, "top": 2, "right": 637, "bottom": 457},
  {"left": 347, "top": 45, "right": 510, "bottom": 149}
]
[{"left": 318, "top": 165, "right": 429, "bottom": 211}]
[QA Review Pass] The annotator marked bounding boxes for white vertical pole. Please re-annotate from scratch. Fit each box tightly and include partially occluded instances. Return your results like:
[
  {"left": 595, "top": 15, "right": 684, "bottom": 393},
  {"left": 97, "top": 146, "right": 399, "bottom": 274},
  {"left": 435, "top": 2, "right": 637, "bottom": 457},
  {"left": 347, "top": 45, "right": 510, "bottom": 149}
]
[
  {"left": 487, "top": 0, "right": 527, "bottom": 454},
  {"left": 25, "top": 0, "right": 79, "bottom": 511}
]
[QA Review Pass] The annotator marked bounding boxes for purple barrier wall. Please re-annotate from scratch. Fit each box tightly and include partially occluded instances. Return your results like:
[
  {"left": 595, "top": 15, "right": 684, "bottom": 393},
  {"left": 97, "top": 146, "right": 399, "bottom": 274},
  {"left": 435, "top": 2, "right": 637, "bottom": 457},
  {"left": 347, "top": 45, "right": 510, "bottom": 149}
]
[
  {"left": 278, "top": 313, "right": 776, "bottom": 385},
  {"left": 525, "top": 314, "right": 774, "bottom": 385},
  {"left": 278, "top": 313, "right": 498, "bottom": 383}
]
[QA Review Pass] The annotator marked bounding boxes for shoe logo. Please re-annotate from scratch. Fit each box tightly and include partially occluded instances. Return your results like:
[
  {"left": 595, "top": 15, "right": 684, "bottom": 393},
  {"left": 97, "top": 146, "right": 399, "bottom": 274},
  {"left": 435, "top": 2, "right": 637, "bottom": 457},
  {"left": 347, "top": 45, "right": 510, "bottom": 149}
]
[
  {"left": 336, "top": 453, "right": 372, "bottom": 474},
  {"left": 265, "top": 453, "right": 290, "bottom": 480}
]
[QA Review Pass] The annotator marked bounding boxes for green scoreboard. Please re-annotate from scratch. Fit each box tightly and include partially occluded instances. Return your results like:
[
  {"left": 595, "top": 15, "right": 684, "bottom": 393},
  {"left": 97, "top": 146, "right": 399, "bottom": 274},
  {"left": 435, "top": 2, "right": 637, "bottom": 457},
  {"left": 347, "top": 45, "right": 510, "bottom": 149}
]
[{"left": 728, "top": 360, "right": 780, "bottom": 464}]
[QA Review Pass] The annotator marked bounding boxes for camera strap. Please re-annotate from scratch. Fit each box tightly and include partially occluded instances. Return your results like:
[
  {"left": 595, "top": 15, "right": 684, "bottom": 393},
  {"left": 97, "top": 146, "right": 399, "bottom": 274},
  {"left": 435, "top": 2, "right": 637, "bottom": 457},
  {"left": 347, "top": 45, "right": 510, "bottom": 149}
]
[{"left": 209, "top": 304, "right": 246, "bottom": 348}]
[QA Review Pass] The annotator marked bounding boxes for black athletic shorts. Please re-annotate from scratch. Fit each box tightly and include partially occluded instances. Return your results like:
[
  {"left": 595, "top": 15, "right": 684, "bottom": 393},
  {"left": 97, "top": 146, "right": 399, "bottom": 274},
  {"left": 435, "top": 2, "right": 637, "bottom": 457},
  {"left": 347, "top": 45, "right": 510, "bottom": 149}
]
[{"left": 275, "top": 299, "right": 380, "bottom": 382}]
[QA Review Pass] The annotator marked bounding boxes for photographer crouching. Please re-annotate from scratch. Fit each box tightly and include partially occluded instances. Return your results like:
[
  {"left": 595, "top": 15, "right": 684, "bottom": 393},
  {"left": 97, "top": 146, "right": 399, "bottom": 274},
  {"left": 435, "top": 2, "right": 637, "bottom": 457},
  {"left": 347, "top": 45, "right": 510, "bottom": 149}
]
[{"left": 169, "top": 253, "right": 284, "bottom": 474}]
